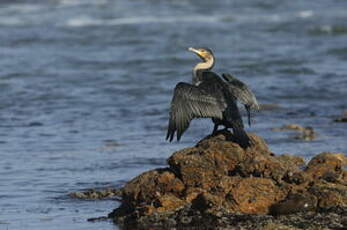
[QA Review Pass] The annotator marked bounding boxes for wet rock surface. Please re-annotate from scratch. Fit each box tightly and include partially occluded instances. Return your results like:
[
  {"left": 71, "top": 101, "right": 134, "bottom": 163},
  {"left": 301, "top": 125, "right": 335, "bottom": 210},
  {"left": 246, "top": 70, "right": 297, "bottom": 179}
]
[
  {"left": 272, "top": 124, "right": 316, "bottom": 141},
  {"left": 110, "top": 205, "right": 347, "bottom": 230},
  {"left": 108, "top": 131, "right": 347, "bottom": 229},
  {"left": 334, "top": 111, "right": 347, "bottom": 122},
  {"left": 70, "top": 187, "right": 122, "bottom": 200}
]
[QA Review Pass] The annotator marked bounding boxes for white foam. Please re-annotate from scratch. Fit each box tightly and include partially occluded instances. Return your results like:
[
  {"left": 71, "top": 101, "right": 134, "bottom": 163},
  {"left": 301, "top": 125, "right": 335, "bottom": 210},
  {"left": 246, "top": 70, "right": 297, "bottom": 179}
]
[
  {"left": 0, "top": 17, "right": 24, "bottom": 26},
  {"left": 65, "top": 15, "right": 220, "bottom": 27},
  {"left": 298, "top": 10, "right": 314, "bottom": 18},
  {"left": 66, "top": 17, "right": 99, "bottom": 27},
  {"left": 5, "top": 4, "right": 41, "bottom": 13},
  {"left": 59, "top": 0, "right": 82, "bottom": 6},
  {"left": 0, "top": 3, "right": 42, "bottom": 26},
  {"left": 59, "top": 0, "right": 108, "bottom": 6},
  {"left": 232, "top": 13, "right": 284, "bottom": 24},
  {"left": 320, "top": 25, "right": 333, "bottom": 33},
  {"left": 268, "top": 14, "right": 281, "bottom": 22}
]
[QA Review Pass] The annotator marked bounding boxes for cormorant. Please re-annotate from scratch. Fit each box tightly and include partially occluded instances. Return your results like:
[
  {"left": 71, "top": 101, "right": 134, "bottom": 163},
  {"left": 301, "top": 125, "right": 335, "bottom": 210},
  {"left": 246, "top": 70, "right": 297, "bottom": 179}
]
[{"left": 166, "top": 47, "right": 259, "bottom": 147}]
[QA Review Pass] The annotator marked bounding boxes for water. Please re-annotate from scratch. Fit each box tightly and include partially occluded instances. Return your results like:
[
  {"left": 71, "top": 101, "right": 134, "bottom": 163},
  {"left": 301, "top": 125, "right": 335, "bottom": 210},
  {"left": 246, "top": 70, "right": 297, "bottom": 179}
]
[{"left": 0, "top": 0, "right": 346, "bottom": 229}]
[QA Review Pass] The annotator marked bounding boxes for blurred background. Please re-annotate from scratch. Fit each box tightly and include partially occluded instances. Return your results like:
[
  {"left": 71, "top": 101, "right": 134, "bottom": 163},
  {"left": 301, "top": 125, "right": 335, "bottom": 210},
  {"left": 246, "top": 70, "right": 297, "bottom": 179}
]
[{"left": 0, "top": 0, "right": 346, "bottom": 229}]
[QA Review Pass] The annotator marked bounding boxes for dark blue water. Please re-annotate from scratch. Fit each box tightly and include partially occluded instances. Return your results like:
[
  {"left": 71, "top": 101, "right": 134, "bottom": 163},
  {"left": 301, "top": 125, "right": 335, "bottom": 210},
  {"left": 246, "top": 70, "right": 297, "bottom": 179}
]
[{"left": 1, "top": 0, "right": 346, "bottom": 229}]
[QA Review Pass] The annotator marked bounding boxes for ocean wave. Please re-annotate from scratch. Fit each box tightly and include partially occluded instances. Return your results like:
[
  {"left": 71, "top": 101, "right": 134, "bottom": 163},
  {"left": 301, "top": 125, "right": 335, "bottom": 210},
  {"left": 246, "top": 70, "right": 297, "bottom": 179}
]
[
  {"left": 3, "top": 3, "right": 42, "bottom": 13},
  {"left": 64, "top": 11, "right": 316, "bottom": 28},
  {"left": 309, "top": 25, "right": 347, "bottom": 35},
  {"left": 0, "top": 6, "right": 343, "bottom": 28},
  {"left": 65, "top": 15, "right": 220, "bottom": 27},
  {"left": 297, "top": 10, "right": 314, "bottom": 18},
  {"left": 0, "top": 17, "right": 23, "bottom": 26},
  {"left": 59, "top": 0, "right": 111, "bottom": 7}
]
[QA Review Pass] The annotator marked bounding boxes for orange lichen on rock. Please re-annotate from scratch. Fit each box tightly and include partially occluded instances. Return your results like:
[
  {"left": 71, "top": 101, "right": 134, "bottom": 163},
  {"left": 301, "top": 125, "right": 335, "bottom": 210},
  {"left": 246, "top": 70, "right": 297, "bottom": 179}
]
[
  {"left": 110, "top": 131, "right": 347, "bottom": 229},
  {"left": 305, "top": 152, "right": 347, "bottom": 181},
  {"left": 228, "top": 177, "right": 286, "bottom": 214}
]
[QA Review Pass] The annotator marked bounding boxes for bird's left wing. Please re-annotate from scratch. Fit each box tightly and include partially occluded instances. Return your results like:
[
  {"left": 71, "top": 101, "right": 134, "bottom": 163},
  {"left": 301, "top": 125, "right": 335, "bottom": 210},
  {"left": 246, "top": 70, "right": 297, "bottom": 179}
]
[
  {"left": 222, "top": 73, "right": 259, "bottom": 126},
  {"left": 166, "top": 82, "right": 226, "bottom": 142}
]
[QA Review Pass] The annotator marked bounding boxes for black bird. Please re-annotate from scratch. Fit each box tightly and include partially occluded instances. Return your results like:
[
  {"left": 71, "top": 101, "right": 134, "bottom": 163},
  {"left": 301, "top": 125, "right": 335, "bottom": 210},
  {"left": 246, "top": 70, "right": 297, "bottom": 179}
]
[{"left": 166, "top": 47, "right": 258, "bottom": 147}]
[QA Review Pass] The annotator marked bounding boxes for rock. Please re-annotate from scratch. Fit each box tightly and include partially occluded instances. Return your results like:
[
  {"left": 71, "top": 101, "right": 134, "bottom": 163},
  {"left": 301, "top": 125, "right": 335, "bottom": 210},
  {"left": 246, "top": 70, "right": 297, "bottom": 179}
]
[
  {"left": 276, "top": 154, "right": 305, "bottom": 168},
  {"left": 269, "top": 193, "right": 317, "bottom": 215},
  {"left": 110, "top": 204, "right": 347, "bottom": 230},
  {"left": 272, "top": 124, "right": 316, "bottom": 141},
  {"left": 87, "top": 216, "right": 109, "bottom": 222},
  {"left": 156, "top": 194, "right": 186, "bottom": 213},
  {"left": 28, "top": 121, "right": 44, "bottom": 127},
  {"left": 167, "top": 132, "right": 272, "bottom": 188},
  {"left": 272, "top": 124, "right": 305, "bottom": 131},
  {"left": 108, "top": 131, "right": 347, "bottom": 229},
  {"left": 260, "top": 223, "right": 301, "bottom": 230},
  {"left": 234, "top": 152, "right": 300, "bottom": 183},
  {"left": 227, "top": 177, "right": 286, "bottom": 214},
  {"left": 305, "top": 152, "right": 347, "bottom": 182},
  {"left": 192, "top": 192, "right": 224, "bottom": 212},
  {"left": 293, "top": 126, "right": 316, "bottom": 141},
  {"left": 69, "top": 187, "right": 122, "bottom": 200},
  {"left": 334, "top": 110, "right": 347, "bottom": 122},
  {"left": 309, "top": 183, "right": 347, "bottom": 209},
  {"left": 121, "top": 169, "right": 185, "bottom": 214}
]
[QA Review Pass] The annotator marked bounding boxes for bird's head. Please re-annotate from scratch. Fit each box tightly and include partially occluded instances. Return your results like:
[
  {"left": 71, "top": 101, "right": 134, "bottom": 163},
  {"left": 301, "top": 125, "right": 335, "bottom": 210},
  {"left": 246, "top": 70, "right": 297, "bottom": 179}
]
[{"left": 188, "top": 47, "right": 214, "bottom": 62}]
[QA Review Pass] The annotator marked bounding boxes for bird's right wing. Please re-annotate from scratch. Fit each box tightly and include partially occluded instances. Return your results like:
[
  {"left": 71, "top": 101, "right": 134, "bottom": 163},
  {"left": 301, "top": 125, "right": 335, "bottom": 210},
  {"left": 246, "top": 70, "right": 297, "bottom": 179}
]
[{"left": 166, "top": 82, "right": 226, "bottom": 142}]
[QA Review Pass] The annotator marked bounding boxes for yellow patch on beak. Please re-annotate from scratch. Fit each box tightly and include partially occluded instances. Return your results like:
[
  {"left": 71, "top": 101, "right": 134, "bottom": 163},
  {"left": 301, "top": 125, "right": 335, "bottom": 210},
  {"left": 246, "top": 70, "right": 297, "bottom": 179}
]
[
  {"left": 188, "top": 47, "right": 210, "bottom": 60},
  {"left": 199, "top": 52, "right": 207, "bottom": 58}
]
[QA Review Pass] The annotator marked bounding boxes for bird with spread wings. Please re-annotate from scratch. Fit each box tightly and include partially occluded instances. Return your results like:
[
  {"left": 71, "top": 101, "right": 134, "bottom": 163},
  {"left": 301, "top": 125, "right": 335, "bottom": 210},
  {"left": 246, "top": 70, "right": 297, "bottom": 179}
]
[{"left": 166, "top": 47, "right": 259, "bottom": 148}]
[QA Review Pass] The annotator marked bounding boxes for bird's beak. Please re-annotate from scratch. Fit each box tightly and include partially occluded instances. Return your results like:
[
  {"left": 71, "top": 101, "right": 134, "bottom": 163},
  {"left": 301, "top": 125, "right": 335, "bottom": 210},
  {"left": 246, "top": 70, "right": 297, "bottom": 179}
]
[
  {"left": 188, "top": 47, "right": 204, "bottom": 60},
  {"left": 188, "top": 47, "right": 199, "bottom": 54}
]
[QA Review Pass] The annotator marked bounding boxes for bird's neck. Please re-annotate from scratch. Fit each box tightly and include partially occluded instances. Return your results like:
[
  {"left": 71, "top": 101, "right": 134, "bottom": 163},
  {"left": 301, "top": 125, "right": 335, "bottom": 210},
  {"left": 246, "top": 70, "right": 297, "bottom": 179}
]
[{"left": 192, "top": 57, "right": 214, "bottom": 85}]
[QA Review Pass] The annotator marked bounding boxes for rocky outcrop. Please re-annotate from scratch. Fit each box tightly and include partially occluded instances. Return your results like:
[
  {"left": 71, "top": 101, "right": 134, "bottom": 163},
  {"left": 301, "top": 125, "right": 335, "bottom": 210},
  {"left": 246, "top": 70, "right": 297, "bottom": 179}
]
[
  {"left": 108, "top": 131, "right": 347, "bottom": 229},
  {"left": 272, "top": 124, "right": 316, "bottom": 141},
  {"left": 70, "top": 188, "right": 122, "bottom": 199},
  {"left": 334, "top": 110, "right": 347, "bottom": 122}
]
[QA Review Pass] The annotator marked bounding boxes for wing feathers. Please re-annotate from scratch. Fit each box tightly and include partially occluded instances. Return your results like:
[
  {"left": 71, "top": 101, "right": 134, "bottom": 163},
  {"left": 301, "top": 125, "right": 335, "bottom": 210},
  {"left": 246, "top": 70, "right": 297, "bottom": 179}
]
[
  {"left": 222, "top": 73, "right": 259, "bottom": 126},
  {"left": 166, "top": 82, "right": 225, "bottom": 141}
]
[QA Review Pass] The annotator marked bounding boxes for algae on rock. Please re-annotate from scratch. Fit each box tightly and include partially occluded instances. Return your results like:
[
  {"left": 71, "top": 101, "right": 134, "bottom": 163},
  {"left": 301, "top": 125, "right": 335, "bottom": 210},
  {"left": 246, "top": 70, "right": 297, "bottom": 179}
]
[{"left": 109, "top": 131, "right": 347, "bottom": 229}]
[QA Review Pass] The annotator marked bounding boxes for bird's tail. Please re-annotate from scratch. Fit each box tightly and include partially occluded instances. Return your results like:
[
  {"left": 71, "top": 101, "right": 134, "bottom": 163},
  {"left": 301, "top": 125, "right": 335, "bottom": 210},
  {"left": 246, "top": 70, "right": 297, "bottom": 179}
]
[
  {"left": 224, "top": 101, "right": 252, "bottom": 148},
  {"left": 232, "top": 123, "right": 252, "bottom": 148},
  {"left": 245, "top": 105, "right": 251, "bottom": 127}
]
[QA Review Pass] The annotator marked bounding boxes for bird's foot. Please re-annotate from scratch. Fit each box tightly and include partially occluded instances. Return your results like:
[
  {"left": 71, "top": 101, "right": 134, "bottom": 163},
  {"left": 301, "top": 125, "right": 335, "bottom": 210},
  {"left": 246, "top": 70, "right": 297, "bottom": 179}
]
[{"left": 211, "top": 130, "right": 218, "bottom": 136}]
